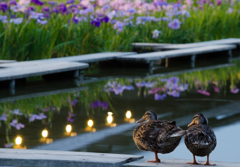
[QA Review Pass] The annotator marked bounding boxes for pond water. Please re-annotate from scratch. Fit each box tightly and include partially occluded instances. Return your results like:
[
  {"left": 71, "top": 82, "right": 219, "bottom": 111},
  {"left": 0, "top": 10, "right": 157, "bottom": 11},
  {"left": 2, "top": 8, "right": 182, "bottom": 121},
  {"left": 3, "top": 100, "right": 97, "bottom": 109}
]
[{"left": 0, "top": 53, "right": 240, "bottom": 163}]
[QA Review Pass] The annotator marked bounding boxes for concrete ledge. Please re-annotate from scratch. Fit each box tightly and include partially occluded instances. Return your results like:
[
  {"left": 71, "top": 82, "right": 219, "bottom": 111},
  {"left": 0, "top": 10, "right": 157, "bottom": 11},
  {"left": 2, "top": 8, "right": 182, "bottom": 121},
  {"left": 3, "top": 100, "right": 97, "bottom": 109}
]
[
  {"left": 124, "top": 158, "right": 240, "bottom": 167},
  {"left": 0, "top": 149, "right": 143, "bottom": 167}
]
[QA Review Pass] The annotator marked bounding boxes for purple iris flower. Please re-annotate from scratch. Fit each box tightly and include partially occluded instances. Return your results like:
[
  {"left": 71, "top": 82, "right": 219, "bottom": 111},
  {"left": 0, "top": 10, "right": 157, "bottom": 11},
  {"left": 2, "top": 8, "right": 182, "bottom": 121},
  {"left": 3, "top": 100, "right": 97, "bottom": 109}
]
[
  {"left": 11, "top": 109, "right": 22, "bottom": 115},
  {"left": 42, "top": 6, "right": 50, "bottom": 13},
  {"left": 68, "top": 111, "right": 77, "bottom": 117},
  {"left": 100, "top": 16, "right": 109, "bottom": 23},
  {"left": 213, "top": 86, "right": 219, "bottom": 92},
  {"left": 10, "top": 119, "right": 25, "bottom": 130},
  {"left": 67, "top": 0, "right": 75, "bottom": 4},
  {"left": 90, "top": 101, "right": 109, "bottom": 110},
  {"left": 4, "top": 143, "right": 14, "bottom": 148},
  {"left": 91, "top": 20, "right": 101, "bottom": 27},
  {"left": 167, "top": 90, "right": 180, "bottom": 97},
  {"left": 149, "top": 88, "right": 160, "bottom": 94},
  {"left": 197, "top": 90, "right": 210, "bottom": 96},
  {"left": 155, "top": 93, "right": 167, "bottom": 100},
  {"left": 67, "top": 111, "right": 76, "bottom": 122},
  {"left": 71, "top": 99, "right": 78, "bottom": 106},
  {"left": 162, "top": 17, "right": 169, "bottom": 22},
  {"left": 114, "top": 21, "right": 124, "bottom": 32},
  {"left": 27, "top": 6, "right": 35, "bottom": 12},
  {"left": 0, "top": 113, "right": 8, "bottom": 121},
  {"left": 0, "top": 2, "right": 8, "bottom": 13},
  {"left": 145, "top": 82, "right": 155, "bottom": 88},
  {"left": 100, "top": 101, "right": 109, "bottom": 110},
  {"left": 136, "top": 82, "right": 146, "bottom": 87},
  {"left": 217, "top": 0, "right": 221, "bottom": 5},
  {"left": 67, "top": 117, "right": 76, "bottom": 122},
  {"left": 29, "top": 113, "right": 47, "bottom": 122},
  {"left": 52, "top": 7, "right": 58, "bottom": 13},
  {"left": 58, "top": 3, "right": 67, "bottom": 14},
  {"left": 48, "top": 1, "right": 58, "bottom": 6},
  {"left": 42, "top": 108, "right": 50, "bottom": 112},
  {"left": 168, "top": 19, "right": 181, "bottom": 29},
  {"left": 9, "top": 0, "right": 17, "bottom": 6},
  {"left": 230, "top": 87, "right": 239, "bottom": 94},
  {"left": 31, "top": 0, "right": 44, "bottom": 6},
  {"left": 123, "top": 85, "right": 134, "bottom": 90},
  {"left": 177, "top": 84, "right": 189, "bottom": 91}
]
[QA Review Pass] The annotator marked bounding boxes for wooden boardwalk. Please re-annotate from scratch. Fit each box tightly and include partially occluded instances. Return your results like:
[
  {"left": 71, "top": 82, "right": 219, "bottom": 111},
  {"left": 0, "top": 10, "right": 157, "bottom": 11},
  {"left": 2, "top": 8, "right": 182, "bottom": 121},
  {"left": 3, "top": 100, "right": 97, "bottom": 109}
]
[
  {"left": 118, "top": 45, "right": 236, "bottom": 68},
  {"left": 0, "top": 149, "right": 143, "bottom": 167},
  {"left": 132, "top": 38, "right": 240, "bottom": 50},
  {"left": 0, "top": 52, "right": 135, "bottom": 89},
  {"left": 0, "top": 52, "right": 135, "bottom": 68}
]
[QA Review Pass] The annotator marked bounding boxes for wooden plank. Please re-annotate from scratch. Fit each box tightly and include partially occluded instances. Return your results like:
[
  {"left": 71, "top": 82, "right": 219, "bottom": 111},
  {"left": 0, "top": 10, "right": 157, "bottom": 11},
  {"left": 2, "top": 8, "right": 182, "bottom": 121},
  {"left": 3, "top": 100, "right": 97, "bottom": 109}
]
[
  {"left": 124, "top": 158, "right": 240, "bottom": 167},
  {"left": 0, "top": 52, "right": 136, "bottom": 68},
  {"left": 0, "top": 62, "right": 88, "bottom": 81},
  {"left": 0, "top": 149, "right": 143, "bottom": 167},
  {"left": 132, "top": 38, "right": 240, "bottom": 49},
  {"left": 0, "top": 60, "right": 17, "bottom": 64},
  {"left": 118, "top": 45, "right": 236, "bottom": 61}
]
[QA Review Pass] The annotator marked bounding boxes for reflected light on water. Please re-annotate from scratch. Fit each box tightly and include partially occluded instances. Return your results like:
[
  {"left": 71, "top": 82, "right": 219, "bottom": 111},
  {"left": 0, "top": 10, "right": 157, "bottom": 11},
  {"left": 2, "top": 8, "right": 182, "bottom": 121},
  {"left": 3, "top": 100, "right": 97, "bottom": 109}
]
[
  {"left": 88, "top": 119, "right": 94, "bottom": 127},
  {"left": 126, "top": 110, "right": 132, "bottom": 119},
  {"left": 42, "top": 129, "right": 48, "bottom": 138},
  {"left": 107, "top": 112, "right": 113, "bottom": 124},
  {"left": 15, "top": 136, "right": 22, "bottom": 145},
  {"left": 66, "top": 124, "right": 72, "bottom": 133}
]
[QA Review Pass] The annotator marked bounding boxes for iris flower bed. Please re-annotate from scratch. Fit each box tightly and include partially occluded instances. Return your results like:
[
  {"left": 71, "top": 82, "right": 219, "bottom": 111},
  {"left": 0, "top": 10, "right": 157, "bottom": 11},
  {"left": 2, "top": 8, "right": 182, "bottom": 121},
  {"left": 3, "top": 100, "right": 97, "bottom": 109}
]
[{"left": 0, "top": 0, "right": 240, "bottom": 60}]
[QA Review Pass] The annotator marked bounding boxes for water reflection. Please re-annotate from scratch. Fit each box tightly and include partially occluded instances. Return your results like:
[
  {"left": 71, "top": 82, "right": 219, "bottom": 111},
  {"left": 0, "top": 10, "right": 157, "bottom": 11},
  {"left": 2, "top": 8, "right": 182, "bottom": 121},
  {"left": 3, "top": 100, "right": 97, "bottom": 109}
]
[{"left": 0, "top": 58, "right": 240, "bottom": 162}]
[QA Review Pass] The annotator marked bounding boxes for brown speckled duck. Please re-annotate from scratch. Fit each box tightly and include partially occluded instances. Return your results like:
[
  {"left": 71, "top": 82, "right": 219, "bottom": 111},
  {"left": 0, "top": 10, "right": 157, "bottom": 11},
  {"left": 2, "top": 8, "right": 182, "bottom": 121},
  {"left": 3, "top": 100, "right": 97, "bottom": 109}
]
[
  {"left": 133, "top": 110, "right": 186, "bottom": 163},
  {"left": 184, "top": 113, "right": 217, "bottom": 166}
]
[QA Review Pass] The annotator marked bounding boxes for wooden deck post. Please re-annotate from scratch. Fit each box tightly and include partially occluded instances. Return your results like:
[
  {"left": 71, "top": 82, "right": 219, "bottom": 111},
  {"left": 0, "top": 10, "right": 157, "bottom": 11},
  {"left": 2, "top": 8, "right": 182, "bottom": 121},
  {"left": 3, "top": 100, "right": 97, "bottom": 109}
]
[
  {"left": 9, "top": 80, "right": 15, "bottom": 89},
  {"left": 165, "top": 58, "right": 168, "bottom": 67},
  {"left": 73, "top": 70, "right": 79, "bottom": 78},
  {"left": 191, "top": 55, "right": 196, "bottom": 68},
  {"left": 78, "top": 70, "right": 84, "bottom": 80}
]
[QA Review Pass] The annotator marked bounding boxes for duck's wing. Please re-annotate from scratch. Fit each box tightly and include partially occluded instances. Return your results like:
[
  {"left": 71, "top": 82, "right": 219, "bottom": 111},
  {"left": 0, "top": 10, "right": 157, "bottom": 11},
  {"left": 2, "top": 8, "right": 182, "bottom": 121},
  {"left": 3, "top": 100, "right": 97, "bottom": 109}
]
[{"left": 186, "top": 125, "right": 216, "bottom": 147}]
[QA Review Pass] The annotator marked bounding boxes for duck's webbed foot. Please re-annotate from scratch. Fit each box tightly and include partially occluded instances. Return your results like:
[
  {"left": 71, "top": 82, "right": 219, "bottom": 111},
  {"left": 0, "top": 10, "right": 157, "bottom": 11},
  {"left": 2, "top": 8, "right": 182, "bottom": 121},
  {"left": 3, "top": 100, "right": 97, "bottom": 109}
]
[
  {"left": 187, "top": 154, "right": 199, "bottom": 165},
  {"left": 147, "top": 150, "right": 161, "bottom": 163},
  {"left": 147, "top": 159, "right": 160, "bottom": 163},
  {"left": 202, "top": 155, "right": 216, "bottom": 166}
]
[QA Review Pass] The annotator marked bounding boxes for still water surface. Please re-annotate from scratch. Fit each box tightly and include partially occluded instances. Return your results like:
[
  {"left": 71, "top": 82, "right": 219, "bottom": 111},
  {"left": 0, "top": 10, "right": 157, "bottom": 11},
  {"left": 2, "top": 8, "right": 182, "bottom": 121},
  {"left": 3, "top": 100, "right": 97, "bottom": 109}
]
[{"left": 0, "top": 54, "right": 240, "bottom": 163}]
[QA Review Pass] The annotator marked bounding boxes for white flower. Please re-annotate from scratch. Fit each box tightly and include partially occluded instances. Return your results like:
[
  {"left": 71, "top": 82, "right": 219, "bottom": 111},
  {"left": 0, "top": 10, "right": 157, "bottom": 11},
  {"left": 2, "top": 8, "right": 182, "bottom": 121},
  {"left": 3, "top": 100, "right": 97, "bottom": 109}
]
[{"left": 152, "top": 29, "right": 161, "bottom": 38}]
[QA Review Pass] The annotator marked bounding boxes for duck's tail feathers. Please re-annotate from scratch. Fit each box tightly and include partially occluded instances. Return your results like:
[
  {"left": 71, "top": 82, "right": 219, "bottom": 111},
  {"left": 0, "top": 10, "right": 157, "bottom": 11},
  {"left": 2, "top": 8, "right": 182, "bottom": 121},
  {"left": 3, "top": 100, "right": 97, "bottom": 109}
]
[{"left": 170, "top": 130, "right": 187, "bottom": 137}]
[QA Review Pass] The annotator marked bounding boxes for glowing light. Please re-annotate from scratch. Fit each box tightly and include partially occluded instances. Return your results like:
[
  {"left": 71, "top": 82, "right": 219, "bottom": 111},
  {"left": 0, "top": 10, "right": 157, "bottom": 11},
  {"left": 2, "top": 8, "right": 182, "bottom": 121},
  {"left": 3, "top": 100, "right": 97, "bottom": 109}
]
[
  {"left": 126, "top": 110, "right": 132, "bottom": 119},
  {"left": 66, "top": 124, "right": 72, "bottom": 133},
  {"left": 42, "top": 129, "right": 48, "bottom": 138},
  {"left": 107, "top": 112, "right": 113, "bottom": 124},
  {"left": 15, "top": 136, "right": 22, "bottom": 145},
  {"left": 88, "top": 119, "right": 94, "bottom": 127}
]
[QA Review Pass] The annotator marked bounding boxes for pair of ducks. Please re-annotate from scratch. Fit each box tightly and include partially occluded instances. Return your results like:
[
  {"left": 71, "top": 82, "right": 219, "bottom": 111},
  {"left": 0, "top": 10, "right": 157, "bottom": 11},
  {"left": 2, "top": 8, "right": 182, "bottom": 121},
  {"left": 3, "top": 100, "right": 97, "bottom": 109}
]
[{"left": 133, "top": 110, "right": 217, "bottom": 165}]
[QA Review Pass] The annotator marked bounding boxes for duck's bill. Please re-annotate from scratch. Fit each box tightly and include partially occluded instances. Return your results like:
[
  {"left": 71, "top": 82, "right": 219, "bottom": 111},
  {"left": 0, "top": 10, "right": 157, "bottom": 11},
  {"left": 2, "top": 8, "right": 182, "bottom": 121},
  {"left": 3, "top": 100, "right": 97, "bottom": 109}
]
[
  {"left": 187, "top": 120, "right": 195, "bottom": 127},
  {"left": 136, "top": 117, "right": 145, "bottom": 123}
]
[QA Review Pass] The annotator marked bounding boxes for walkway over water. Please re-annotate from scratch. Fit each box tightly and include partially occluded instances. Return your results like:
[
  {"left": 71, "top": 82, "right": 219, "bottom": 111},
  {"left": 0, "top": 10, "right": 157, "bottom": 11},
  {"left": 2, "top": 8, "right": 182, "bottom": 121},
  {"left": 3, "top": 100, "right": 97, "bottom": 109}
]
[
  {"left": 132, "top": 38, "right": 240, "bottom": 50},
  {"left": 0, "top": 38, "right": 240, "bottom": 89}
]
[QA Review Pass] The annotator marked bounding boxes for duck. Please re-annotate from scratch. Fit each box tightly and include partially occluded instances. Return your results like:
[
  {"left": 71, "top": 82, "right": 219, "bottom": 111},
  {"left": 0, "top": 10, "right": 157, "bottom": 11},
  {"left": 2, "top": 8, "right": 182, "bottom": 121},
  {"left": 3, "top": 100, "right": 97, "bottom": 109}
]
[
  {"left": 133, "top": 110, "right": 186, "bottom": 163},
  {"left": 184, "top": 113, "right": 217, "bottom": 166}
]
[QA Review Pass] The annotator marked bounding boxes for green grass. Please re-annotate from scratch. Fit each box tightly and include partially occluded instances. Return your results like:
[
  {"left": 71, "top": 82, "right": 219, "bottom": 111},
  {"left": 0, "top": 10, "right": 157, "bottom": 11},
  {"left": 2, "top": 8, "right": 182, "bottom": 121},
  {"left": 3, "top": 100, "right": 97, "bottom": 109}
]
[{"left": 0, "top": 2, "right": 240, "bottom": 61}]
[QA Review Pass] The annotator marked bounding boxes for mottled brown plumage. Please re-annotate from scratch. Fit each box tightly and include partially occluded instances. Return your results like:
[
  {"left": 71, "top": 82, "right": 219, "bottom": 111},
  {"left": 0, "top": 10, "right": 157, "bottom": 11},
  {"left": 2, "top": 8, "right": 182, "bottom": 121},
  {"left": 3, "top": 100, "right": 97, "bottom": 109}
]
[
  {"left": 133, "top": 110, "right": 186, "bottom": 163},
  {"left": 184, "top": 113, "right": 217, "bottom": 166}
]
